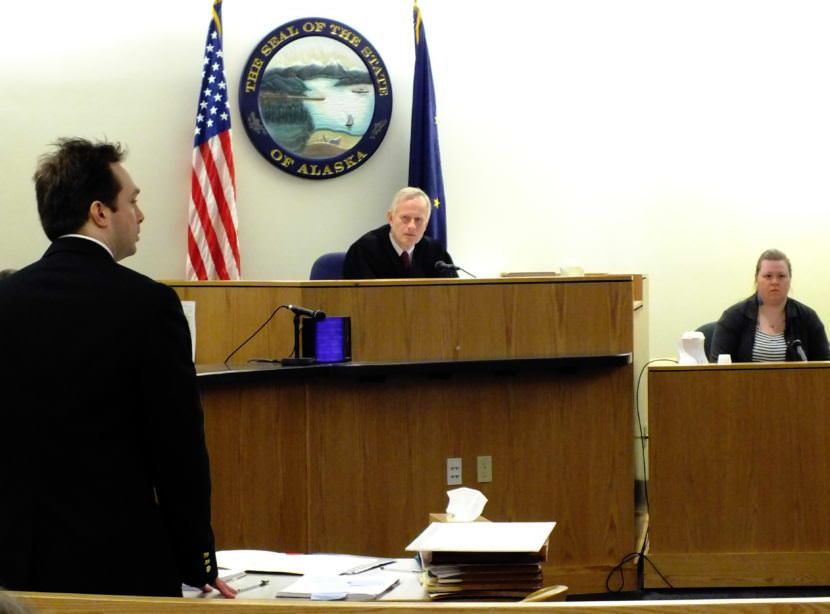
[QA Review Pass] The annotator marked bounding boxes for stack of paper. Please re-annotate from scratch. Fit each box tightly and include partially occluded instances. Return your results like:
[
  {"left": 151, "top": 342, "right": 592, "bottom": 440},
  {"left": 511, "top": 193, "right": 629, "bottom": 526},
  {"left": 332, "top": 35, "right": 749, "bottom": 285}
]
[{"left": 406, "top": 521, "right": 555, "bottom": 600}]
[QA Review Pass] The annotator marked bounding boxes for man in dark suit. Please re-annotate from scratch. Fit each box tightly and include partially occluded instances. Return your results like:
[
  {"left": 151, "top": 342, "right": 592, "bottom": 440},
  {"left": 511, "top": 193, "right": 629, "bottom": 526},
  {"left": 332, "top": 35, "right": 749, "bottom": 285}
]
[
  {"left": 0, "top": 138, "right": 235, "bottom": 598},
  {"left": 343, "top": 187, "right": 458, "bottom": 279}
]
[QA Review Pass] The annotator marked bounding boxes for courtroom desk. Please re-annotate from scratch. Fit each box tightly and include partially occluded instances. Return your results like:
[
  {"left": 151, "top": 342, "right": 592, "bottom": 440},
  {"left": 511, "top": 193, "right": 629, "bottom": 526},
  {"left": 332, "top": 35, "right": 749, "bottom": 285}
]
[
  {"left": 197, "top": 355, "right": 635, "bottom": 595},
  {"left": 646, "top": 362, "right": 830, "bottom": 589},
  {"left": 167, "top": 276, "right": 636, "bottom": 364}
]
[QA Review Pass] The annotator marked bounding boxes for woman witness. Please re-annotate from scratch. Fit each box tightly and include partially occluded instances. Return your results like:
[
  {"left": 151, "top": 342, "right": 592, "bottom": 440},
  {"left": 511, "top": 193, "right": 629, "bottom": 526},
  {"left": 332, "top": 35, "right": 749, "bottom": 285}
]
[{"left": 709, "top": 249, "right": 830, "bottom": 362}]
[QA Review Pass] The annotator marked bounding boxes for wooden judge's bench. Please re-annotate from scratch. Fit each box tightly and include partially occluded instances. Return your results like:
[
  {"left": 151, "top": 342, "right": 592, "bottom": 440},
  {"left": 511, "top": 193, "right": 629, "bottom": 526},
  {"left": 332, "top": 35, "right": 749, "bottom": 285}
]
[{"left": 162, "top": 275, "right": 646, "bottom": 596}]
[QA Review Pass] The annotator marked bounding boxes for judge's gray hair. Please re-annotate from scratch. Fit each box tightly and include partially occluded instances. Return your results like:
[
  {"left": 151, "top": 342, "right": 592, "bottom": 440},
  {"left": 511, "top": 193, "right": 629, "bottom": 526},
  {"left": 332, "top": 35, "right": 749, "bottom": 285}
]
[{"left": 389, "top": 187, "right": 431, "bottom": 220}]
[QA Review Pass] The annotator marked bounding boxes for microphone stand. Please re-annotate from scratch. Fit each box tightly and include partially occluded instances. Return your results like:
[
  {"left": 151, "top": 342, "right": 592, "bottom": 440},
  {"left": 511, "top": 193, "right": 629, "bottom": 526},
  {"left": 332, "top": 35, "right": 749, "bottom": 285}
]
[
  {"left": 436, "top": 262, "right": 477, "bottom": 278},
  {"left": 281, "top": 313, "right": 316, "bottom": 366}
]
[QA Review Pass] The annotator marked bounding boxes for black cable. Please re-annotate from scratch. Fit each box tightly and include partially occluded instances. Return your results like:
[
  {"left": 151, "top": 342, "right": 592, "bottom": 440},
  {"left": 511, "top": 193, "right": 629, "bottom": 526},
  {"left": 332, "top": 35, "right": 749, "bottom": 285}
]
[
  {"left": 635, "top": 357, "right": 677, "bottom": 519},
  {"left": 605, "top": 552, "right": 674, "bottom": 592},
  {"left": 642, "top": 553, "right": 674, "bottom": 589},
  {"left": 634, "top": 357, "right": 677, "bottom": 590},
  {"left": 222, "top": 305, "right": 288, "bottom": 365},
  {"left": 606, "top": 552, "right": 639, "bottom": 592},
  {"left": 604, "top": 357, "right": 677, "bottom": 593}
]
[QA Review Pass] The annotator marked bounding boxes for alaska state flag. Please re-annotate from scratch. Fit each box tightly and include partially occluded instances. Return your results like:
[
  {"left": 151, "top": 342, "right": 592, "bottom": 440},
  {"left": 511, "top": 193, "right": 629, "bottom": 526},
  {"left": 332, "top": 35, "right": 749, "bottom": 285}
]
[{"left": 408, "top": 3, "right": 447, "bottom": 249}]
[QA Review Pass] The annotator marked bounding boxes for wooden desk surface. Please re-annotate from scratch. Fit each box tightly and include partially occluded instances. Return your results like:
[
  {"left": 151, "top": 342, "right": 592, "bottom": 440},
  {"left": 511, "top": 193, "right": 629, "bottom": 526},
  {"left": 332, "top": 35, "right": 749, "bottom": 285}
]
[
  {"left": 15, "top": 590, "right": 830, "bottom": 613},
  {"left": 196, "top": 354, "right": 633, "bottom": 384}
]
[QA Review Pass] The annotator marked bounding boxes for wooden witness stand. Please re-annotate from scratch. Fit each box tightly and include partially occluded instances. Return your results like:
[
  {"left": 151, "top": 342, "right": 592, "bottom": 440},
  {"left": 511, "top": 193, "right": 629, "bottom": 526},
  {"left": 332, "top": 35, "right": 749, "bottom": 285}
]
[{"left": 647, "top": 362, "right": 830, "bottom": 589}]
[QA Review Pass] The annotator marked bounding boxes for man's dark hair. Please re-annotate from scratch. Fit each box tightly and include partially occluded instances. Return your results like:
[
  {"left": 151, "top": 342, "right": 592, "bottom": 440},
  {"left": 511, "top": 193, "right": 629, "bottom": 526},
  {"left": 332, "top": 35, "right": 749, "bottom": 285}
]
[{"left": 33, "top": 138, "right": 126, "bottom": 241}]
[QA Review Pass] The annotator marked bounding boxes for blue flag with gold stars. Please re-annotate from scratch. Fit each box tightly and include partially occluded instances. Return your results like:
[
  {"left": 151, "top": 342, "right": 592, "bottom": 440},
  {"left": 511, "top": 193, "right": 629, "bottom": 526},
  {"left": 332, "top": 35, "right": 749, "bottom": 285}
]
[{"left": 408, "top": 3, "right": 447, "bottom": 249}]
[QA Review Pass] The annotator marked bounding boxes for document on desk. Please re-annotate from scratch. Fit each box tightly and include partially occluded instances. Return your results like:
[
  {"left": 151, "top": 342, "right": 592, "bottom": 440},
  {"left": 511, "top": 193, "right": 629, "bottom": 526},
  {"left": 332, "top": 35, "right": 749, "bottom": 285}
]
[
  {"left": 217, "top": 550, "right": 394, "bottom": 576},
  {"left": 276, "top": 573, "right": 399, "bottom": 601}
]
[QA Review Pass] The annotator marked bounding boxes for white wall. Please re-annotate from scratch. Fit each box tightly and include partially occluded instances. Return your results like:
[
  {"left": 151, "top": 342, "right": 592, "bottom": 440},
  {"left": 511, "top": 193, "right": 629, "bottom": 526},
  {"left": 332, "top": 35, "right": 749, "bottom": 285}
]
[{"left": 2, "top": 0, "right": 830, "bottom": 359}]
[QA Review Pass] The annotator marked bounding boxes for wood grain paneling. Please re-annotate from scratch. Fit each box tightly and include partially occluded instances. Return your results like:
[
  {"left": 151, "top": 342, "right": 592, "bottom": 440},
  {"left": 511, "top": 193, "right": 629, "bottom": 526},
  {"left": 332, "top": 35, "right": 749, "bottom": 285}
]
[
  {"left": 168, "top": 277, "right": 634, "bottom": 364},
  {"left": 646, "top": 552, "right": 830, "bottom": 589},
  {"left": 200, "top": 380, "right": 308, "bottom": 552},
  {"left": 199, "top": 364, "right": 633, "bottom": 594},
  {"left": 647, "top": 363, "right": 830, "bottom": 588},
  {"left": 186, "top": 276, "right": 639, "bottom": 594}
]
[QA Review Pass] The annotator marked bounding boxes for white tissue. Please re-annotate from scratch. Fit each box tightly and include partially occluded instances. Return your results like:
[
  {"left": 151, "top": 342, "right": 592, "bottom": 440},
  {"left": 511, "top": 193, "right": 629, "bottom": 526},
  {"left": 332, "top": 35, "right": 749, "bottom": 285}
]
[
  {"left": 445, "top": 487, "right": 488, "bottom": 522},
  {"left": 677, "top": 331, "right": 709, "bottom": 365}
]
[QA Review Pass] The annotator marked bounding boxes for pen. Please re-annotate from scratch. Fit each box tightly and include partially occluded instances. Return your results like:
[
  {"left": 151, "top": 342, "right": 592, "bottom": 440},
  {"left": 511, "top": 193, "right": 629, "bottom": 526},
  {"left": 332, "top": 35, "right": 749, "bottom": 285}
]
[{"left": 341, "top": 559, "right": 395, "bottom": 575}]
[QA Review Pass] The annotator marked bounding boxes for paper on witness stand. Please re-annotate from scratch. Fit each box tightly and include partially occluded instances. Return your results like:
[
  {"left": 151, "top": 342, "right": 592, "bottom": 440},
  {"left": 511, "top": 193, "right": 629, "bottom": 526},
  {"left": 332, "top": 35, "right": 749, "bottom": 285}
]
[
  {"left": 217, "top": 550, "right": 394, "bottom": 576},
  {"left": 406, "top": 521, "right": 555, "bottom": 553},
  {"left": 180, "top": 300, "right": 196, "bottom": 362}
]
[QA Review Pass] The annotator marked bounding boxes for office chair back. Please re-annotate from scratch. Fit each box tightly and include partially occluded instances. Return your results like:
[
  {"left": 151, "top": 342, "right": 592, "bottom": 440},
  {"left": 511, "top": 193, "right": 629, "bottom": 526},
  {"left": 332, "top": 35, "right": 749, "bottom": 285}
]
[
  {"left": 696, "top": 321, "right": 717, "bottom": 359},
  {"left": 309, "top": 252, "right": 346, "bottom": 280}
]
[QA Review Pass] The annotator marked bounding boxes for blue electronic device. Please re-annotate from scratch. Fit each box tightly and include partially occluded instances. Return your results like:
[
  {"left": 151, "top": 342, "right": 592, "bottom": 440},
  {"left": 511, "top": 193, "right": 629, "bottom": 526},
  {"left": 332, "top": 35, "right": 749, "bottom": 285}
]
[{"left": 302, "top": 316, "right": 351, "bottom": 363}]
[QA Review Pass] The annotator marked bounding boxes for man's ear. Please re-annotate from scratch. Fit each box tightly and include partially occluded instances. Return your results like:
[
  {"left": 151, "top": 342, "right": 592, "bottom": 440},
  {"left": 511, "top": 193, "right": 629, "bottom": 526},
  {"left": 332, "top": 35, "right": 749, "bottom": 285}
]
[
  {"left": 386, "top": 210, "right": 394, "bottom": 225},
  {"left": 88, "top": 201, "right": 110, "bottom": 229}
]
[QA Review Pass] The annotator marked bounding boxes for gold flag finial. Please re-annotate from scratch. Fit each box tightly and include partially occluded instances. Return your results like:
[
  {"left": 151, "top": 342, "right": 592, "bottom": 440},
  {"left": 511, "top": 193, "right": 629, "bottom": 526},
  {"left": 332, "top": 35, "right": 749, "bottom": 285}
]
[{"left": 413, "top": 1, "right": 422, "bottom": 45}]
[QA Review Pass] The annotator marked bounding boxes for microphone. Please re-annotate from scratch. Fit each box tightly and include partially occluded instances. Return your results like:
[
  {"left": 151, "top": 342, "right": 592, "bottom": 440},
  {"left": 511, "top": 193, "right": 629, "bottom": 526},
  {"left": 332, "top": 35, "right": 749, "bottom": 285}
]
[
  {"left": 790, "top": 339, "right": 808, "bottom": 362},
  {"left": 287, "top": 304, "right": 326, "bottom": 321},
  {"left": 435, "top": 260, "right": 477, "bottom": 279},
  {"left": 434, "top": 260, "right": 460, "bottom": 272}
]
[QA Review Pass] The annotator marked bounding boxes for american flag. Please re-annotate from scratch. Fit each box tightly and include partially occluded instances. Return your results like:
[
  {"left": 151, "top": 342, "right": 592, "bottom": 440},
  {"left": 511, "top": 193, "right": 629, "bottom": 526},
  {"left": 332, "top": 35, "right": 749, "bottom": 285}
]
[{"left": 187, "top": 0, "right": 241, "bottom": 281}]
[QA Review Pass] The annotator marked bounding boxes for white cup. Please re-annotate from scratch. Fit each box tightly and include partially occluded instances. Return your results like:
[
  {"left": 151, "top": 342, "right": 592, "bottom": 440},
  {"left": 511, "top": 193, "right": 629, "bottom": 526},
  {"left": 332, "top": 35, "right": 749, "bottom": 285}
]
[{"left": 717, "top": 354, "right": 732, "bottom": 364}]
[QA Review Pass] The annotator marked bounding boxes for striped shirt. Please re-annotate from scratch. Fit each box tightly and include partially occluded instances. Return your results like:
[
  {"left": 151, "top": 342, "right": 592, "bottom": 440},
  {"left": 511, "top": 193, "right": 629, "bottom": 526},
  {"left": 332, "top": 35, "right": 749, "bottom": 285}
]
[{"left": 752, "top": 328, "right": 787, "bottom": 362}]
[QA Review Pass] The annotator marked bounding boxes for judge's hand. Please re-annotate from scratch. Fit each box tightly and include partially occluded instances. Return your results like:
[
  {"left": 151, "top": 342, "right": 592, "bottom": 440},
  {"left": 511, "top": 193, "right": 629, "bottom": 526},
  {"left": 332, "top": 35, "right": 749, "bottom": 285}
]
[{"left": 201, "top": 577, "right": 238, "bottom": 598}]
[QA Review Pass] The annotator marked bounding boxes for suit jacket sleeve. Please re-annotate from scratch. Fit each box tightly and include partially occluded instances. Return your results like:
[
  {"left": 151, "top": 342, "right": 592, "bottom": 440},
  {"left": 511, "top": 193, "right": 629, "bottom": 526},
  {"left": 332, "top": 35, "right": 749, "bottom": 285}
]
[
  {"left": 803, "top": 307, "right": 830, "bottom": 360},
  {"left": 138, "top": 284, "right": 217, "bottom": 588}
]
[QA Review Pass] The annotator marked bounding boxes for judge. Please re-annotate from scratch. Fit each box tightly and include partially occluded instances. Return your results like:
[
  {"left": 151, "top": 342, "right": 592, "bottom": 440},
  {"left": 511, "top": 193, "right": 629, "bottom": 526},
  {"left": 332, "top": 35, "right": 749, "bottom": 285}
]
[{"left": 343, "top": 187, "right": 458, "bottom": 279}]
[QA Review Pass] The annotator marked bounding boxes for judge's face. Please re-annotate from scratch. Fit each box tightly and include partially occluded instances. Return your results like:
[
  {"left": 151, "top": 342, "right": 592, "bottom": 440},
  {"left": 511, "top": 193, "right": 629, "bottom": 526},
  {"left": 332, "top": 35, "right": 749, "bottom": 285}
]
[
  {"left": 756, "top": 259, "right": 790, "bottom": 306},
  {"left": 387, "top": 196, "right": 429, "bottom": 251}
]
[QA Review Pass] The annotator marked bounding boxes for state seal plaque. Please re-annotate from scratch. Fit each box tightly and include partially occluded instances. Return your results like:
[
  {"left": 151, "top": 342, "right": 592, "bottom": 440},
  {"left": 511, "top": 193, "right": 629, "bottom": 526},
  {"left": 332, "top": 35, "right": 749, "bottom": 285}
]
[{"left": 239, "top": 18, "right": 393, "bottom": 179}]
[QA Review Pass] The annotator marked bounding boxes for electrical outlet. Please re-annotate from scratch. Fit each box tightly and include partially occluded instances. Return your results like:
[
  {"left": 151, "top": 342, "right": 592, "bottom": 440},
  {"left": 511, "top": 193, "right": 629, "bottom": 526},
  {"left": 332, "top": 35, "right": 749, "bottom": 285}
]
[
  {"left": 446, "top": 457, "right": 462, "bottom": 485},
  {"left": 477, "top": 455, "right": 493, "bottom": 483}
]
